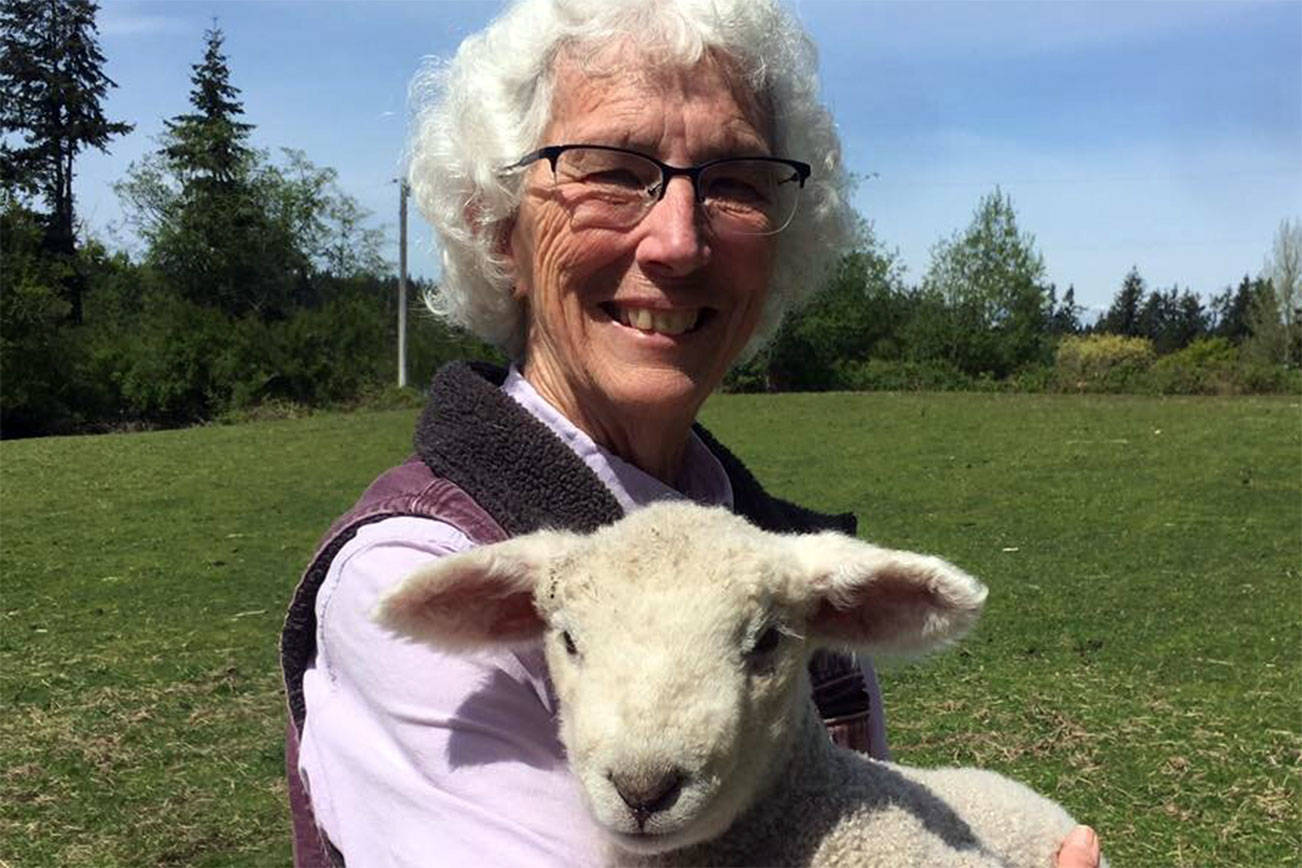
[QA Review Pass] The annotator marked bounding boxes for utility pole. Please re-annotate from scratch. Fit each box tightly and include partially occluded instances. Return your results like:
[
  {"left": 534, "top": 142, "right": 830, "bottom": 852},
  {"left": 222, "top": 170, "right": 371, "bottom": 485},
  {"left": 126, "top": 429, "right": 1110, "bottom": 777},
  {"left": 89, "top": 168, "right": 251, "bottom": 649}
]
[{"left": 397, "top": 179, "right": 409, "bottom": 388}]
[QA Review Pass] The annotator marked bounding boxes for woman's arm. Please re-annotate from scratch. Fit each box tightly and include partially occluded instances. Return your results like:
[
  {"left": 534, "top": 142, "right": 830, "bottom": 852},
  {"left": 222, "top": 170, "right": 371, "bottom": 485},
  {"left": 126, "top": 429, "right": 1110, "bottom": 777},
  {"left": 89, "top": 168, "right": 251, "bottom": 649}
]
[{"left": 298, "top": 516, "right": 604, "bottom": 867}]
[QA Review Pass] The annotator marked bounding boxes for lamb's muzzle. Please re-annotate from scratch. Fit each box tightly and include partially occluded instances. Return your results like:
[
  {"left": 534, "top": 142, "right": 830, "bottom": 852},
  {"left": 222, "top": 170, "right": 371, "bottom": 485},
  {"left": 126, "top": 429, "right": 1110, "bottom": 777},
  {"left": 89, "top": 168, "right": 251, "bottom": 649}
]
[{"left": 608, "top": 766, "right": 687, "bottom": 827}]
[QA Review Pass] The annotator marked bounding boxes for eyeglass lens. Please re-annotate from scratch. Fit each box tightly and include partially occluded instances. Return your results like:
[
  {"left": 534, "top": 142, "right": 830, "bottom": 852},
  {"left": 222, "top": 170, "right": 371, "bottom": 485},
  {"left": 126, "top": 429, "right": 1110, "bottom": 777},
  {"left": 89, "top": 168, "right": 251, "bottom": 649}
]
[{"left": 549, "top": 148, "right": 801, "bottom": 236}]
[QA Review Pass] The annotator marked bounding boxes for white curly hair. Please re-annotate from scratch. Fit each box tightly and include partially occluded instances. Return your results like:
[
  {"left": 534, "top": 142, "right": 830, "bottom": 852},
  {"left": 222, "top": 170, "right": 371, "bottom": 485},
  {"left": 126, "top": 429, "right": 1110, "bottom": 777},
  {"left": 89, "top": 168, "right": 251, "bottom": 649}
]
[{"left": 406, "top": 0, "right": 856, "bottom": 361}]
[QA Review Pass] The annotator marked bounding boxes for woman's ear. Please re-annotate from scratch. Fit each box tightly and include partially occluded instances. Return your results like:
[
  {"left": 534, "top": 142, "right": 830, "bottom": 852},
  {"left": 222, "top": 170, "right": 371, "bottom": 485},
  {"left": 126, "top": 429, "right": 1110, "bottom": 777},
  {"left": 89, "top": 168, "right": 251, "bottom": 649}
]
[{"left": 495, "top": 215, "right": 531, "bottom": 301}]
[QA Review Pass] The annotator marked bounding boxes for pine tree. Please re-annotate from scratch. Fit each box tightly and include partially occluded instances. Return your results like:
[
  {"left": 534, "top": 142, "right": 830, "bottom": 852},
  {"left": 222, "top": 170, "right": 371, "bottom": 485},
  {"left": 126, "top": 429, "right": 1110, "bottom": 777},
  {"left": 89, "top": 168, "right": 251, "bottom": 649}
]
[
  {"left": 1047, "top": 284, "right": 1082, "bottom": 335},
  {"left": 0, "top": 0, "right": 132, "bottom": 321},
  {"left": 1210, "top": 275, "right": 1259, "bottom": 343},
  {"left": 1098, "top": 267, "right": 1145, "bottom": 336},
  {"left": 142, "top": 25, "right": 306, "bottom": 318},
  {"left": 162, "top": 25, "right": 252, "bottom": 189}
]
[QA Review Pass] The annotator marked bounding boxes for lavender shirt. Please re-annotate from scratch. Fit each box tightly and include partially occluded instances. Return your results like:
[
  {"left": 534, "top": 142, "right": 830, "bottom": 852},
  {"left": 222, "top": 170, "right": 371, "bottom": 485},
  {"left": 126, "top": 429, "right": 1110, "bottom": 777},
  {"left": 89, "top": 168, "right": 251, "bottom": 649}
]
[{"left": 298, "top": 370, "right": 887, "bottom": 866}]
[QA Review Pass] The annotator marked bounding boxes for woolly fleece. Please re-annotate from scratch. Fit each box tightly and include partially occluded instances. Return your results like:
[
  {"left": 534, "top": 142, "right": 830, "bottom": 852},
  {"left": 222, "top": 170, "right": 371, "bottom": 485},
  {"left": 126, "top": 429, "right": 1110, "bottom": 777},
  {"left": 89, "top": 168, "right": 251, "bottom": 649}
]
[{"left": 375, "top": 502, "right": 1104, "bottom": 867}]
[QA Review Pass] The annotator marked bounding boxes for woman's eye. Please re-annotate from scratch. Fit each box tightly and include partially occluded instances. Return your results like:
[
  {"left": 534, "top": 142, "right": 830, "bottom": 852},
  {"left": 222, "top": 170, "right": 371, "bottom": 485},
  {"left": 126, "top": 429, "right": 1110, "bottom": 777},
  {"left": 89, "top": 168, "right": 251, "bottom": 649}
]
[
  {"left": 749, "top": 626, "right": 781, "bottom": 656},
  {"left": 709, "top": 177, "right": 766, "bottom": 203},
  {"left": 561, "top": 630, "right": 579, "bottom": 656},
  {"left": 585, "top": 169, "right": 645, "bottom": 189}
]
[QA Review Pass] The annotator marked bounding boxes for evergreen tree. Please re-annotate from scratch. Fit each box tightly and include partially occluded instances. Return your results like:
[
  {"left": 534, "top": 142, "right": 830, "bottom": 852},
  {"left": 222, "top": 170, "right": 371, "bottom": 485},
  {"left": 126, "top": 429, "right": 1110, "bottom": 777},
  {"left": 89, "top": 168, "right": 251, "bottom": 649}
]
[
  {"left": 0, "top": 0, "right": 132, "bottom": 321},
  {"left": 1098, "top": 267, "right": 1145, "bottom": 336},
  {"left": 1047, "top": 284, "right": 1082, "bottom": 335},
  {"left": 1172, "top": 289, "right": 1208, "bottom": 351},
  {"left": 1210, "top": 275, "right": 1260, "bottom": 343},
  {"left": 162, "top": 24, "right": 252, "bottom": 189},
  {"left": 132, "top": 25, "right": 307, "bottom": 318}
]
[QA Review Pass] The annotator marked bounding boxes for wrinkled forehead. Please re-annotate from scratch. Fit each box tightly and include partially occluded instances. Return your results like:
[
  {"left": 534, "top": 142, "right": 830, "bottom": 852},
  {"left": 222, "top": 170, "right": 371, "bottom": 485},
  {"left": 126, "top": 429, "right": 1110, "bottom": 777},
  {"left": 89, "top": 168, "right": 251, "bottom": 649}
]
[{"left": 545, "top": 38, "right": 773, "bottom": 155}]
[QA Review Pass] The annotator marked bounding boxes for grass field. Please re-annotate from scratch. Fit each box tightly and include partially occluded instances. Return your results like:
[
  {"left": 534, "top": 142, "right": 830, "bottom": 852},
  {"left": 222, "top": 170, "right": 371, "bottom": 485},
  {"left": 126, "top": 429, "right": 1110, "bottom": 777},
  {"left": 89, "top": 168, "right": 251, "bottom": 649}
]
[{"left": 2, "top": 391, "right": 1298, "bottom": 866}]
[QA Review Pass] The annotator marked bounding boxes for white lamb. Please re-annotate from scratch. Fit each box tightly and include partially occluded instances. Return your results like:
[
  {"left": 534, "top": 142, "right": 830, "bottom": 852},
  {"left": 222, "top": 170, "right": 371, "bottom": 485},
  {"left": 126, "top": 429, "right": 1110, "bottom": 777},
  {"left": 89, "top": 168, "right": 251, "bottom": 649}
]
[{"left": 374, "top": 502, "right": 1104, "bottom": 867}]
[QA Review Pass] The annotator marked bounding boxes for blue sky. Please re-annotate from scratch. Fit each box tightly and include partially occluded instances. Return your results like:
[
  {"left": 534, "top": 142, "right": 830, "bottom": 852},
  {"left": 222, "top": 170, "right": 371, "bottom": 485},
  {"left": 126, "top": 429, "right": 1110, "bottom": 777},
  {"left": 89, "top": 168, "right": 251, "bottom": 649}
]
[{"left": 77, "top": 0, "right": 1301, "bottom": 317}]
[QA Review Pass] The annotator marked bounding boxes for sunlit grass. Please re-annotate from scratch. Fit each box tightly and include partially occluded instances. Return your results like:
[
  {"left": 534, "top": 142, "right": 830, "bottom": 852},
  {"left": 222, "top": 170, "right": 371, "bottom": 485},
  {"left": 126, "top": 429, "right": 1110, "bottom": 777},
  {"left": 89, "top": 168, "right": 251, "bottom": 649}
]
[{"left": 2, "top": 392, "right": 1298, "bottom": 865}]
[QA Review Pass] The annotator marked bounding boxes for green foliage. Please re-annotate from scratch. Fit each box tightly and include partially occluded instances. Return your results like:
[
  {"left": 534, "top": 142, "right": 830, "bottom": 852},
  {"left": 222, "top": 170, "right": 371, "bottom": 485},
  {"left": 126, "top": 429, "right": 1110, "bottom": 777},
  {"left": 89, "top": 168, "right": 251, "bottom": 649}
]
[
  {"left": 919, "top": 188, "right": 1052, "bottom": 377},
  {"left": 1097, "top": 267, "right": 1145, "bottom": 337},
  {"left": 1254, "top": 218, "right": 1301, "bottom": 366},
  {"left": 764, "top": 240, "right": 909, "bottom": 390},
  {"left": 161, "top": 26, "right": 252, "bottom": 188},
  {"left": 830, "top": 357, "right": 975, "bottom": 392},
  {"left": 0, "top": 0, "right": 132, "bottom": 321},
  {"left": 1099, "top": 268, "right": 1209, "bottom": 354},
  {"left": 0, "top": 204, "right": 80, "bottom": 434},
  {"left": 1053, "top": 334, "right": 1299, "bottom": 396},
  {"left": 99, "top": 291, "right": 236, "bottom": 424},
  {"left": 1136, "top": 285, "right": 1207, "bottom": 353},
  {"left": 1053, "top": 334, "right": 1156, "bottom": 393},
  {"left": 77, "top": 274, "right": 501, "bottom": 428},
  {"left": 1244, "top": 282, "right": 1297, "bottom": 368},
  {"left": 1145, "top": 337, "right": 1241, "bottom": 395},
  {"left": 115, "top": 27, "right": 297, "bottom": 319},
  {"left": 113, "top": 27, "right": 388, "bottom": 322},
  {"left": 1209, "top": 275, "right": 1262, "bottom": 343}
]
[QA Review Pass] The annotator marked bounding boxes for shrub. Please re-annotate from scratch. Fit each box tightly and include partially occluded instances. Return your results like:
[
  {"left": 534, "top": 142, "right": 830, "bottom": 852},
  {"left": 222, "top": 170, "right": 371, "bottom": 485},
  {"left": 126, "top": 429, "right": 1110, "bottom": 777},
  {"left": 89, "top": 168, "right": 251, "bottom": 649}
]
[
  {"left": 1007, "top": 363, "right": 1055, "bottom": 393},
  {"left": 1054, "top": 334, "right": 1155, "bottom": 393},
  {"left": 100, "top": 292, "right": 236, "bottom": 425},
  {"left": 833, "top": 358, "right": 975, "bottom": 392},
  {"left": 1146, "top": 337, "right": 1240, "bottom": 395}
]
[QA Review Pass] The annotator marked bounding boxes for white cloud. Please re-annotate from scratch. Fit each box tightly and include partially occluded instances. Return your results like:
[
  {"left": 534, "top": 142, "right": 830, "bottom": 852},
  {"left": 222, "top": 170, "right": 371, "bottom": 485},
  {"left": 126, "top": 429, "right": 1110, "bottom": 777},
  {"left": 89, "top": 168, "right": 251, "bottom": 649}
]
[{"left": 98, "top": 12, "right": 189, "bottom": 38}]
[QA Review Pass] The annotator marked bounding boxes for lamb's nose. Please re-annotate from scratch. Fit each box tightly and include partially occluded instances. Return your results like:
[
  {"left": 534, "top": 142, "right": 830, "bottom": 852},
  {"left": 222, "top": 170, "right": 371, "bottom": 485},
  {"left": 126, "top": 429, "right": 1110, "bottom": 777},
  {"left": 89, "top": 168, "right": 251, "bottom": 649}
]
[{"left": 608, "top": 768, "right": 686, "bottom": 825}]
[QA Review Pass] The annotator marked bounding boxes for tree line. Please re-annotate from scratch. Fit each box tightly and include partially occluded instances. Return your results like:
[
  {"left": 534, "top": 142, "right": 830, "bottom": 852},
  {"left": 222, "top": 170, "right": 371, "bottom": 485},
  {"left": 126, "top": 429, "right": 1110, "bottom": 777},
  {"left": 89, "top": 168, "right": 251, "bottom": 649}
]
[
  {"left": 730, "top": 205, "right": 1300, "bottom": 395},
  {"left": 2, "top": 1, "right": 1298, "bottom": 438},
  {"left": 2, "top": 3, "right": 499, "bottom": 437}
]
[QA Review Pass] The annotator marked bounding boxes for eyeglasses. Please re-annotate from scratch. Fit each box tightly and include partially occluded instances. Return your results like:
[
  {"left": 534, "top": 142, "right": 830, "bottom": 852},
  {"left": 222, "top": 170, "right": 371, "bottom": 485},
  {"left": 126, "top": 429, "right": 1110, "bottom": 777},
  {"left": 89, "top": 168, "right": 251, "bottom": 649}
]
[{"left": 503, "top": 144, "right": 810, "bottom": 236}]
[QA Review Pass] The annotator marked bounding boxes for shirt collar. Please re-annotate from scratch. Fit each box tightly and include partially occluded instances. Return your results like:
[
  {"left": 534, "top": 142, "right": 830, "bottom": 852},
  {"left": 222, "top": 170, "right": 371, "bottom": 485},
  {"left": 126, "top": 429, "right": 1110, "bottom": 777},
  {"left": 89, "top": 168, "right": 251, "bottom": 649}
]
[{"left": 501, "top": 366, "right": 733, "bottom": 514}]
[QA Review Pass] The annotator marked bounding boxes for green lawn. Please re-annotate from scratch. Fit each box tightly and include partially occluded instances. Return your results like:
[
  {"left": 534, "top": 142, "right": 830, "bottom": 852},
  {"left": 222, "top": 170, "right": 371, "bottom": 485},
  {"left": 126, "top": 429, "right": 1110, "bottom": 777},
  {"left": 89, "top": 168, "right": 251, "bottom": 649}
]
[{"left": 2, "top": 392, "right": 1298, "bottom": 866}]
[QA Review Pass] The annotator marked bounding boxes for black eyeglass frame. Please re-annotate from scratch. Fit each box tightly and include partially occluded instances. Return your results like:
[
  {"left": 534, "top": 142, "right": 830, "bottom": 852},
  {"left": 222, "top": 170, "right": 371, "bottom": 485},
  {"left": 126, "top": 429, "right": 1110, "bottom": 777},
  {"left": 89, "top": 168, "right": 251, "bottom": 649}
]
[{"left": 503, "top": 144, "right": 812, "bottom": 205}]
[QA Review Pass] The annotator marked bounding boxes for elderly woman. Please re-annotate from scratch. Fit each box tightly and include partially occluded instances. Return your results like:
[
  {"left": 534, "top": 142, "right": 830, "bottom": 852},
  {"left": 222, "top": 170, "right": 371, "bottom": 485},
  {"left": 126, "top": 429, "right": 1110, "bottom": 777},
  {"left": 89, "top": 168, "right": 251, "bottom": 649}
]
[{"left": 280, "top": 1, "right": 1101, "bottom": 865}]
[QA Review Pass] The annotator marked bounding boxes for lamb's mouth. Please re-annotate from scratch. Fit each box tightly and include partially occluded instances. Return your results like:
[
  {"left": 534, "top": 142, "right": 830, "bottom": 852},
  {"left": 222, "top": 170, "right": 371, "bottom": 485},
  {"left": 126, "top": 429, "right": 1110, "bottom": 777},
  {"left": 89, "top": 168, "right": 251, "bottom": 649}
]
[
  {"left": 601, "top": 303, "right": 713, "bottom": 336},
  {"left": 609, "top": 827, "right": 687, "bottom": 854}
]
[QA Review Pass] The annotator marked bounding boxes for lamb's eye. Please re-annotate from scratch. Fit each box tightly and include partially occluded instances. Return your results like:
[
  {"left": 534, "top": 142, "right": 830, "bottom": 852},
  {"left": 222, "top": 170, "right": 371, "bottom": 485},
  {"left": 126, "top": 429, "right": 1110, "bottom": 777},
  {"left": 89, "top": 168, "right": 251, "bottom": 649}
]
[
  {"left": 561, "top": 630, "right": 579, "bottom": 657},
  {"left": 749, "top": 626, "right": 781, "bottom": 656}
]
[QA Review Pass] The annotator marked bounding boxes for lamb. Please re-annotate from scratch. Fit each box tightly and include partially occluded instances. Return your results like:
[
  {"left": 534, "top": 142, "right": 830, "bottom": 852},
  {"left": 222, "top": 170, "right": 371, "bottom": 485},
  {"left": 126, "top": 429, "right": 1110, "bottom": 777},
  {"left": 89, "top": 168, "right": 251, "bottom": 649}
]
[{"left": 373, "top": 502, "right": 1104, "bottom": 867}]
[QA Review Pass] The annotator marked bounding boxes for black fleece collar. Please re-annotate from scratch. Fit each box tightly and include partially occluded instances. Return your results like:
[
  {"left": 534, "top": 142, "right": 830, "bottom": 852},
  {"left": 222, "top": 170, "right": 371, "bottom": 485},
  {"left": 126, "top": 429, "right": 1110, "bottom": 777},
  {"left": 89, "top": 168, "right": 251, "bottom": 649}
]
[{"left": 414, "top": 362, "right": 856, "bottom": 539}]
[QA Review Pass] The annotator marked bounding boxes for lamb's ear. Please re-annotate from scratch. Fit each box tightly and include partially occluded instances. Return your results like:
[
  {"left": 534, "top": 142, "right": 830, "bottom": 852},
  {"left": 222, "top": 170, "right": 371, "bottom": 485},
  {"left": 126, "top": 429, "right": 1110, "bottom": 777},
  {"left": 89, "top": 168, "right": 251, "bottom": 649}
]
[
  {"left": 372, "top": 529, "right": 580, "bottom": 652},
  {"left": 787, "top": 532, "right": 988, "bottom": 655}
]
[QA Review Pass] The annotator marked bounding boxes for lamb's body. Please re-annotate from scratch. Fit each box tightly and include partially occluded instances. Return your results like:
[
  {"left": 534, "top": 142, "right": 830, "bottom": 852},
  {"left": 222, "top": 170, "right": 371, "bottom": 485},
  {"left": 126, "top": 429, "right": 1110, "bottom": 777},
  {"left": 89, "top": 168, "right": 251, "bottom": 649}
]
[
  {"left": 376, "top": 503, "right": 1100, "bottom": 868},
  {"left": 640, "top": 703, "right": 1079, "bottom": 867}
]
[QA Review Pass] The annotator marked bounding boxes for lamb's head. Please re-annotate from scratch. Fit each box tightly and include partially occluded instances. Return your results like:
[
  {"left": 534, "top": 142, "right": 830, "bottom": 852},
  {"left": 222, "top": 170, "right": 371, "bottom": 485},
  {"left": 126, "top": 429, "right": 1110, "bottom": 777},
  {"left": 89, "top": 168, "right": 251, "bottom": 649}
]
[{"left": 374, "top": 502, "right": 986, "bottom": 855}]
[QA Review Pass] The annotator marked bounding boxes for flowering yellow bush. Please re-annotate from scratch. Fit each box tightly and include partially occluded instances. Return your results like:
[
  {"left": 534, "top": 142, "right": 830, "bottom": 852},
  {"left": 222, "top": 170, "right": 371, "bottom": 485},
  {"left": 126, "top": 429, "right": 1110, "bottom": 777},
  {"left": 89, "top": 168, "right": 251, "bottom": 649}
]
[{"left": 1054, "top": 334, "right": 1156, "bottom": 392}]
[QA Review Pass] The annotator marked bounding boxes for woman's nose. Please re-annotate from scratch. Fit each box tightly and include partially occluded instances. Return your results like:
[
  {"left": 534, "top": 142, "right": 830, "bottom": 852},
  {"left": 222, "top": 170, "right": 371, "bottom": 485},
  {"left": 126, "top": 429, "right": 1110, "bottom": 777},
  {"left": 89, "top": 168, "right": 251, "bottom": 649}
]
[{"left": 635, "top": 176, "right": 710, "bottom": 277}]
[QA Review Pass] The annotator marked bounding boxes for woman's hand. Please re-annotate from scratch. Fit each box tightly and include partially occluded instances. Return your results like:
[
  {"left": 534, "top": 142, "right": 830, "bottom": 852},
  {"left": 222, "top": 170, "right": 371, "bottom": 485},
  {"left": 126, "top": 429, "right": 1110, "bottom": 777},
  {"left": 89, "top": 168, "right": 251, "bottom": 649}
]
[{"left": 1056, "top": 825, "right": 1101, "bottom": 868}]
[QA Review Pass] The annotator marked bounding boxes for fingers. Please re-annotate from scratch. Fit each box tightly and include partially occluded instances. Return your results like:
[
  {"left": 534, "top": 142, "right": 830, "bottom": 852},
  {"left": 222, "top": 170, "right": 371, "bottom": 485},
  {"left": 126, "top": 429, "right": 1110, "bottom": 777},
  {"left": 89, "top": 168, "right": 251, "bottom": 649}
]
[{"left": 1056, "top": 825, "right": 1101, "bottom": 868}]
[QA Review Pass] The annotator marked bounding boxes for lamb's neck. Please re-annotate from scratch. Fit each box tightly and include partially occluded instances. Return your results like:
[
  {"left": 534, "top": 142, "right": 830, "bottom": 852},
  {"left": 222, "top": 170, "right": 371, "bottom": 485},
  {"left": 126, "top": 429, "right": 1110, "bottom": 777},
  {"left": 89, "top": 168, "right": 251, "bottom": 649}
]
[{"left": 748, "top": 695, "right": 838, "bottom": 808}]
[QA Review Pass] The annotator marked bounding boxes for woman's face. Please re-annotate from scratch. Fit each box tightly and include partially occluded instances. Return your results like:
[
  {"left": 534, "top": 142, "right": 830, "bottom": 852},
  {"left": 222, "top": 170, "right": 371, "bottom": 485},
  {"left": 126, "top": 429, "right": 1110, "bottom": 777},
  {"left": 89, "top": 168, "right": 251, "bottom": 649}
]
[{"left": 508, "top": 52, "right": 777, "bottom": 442}]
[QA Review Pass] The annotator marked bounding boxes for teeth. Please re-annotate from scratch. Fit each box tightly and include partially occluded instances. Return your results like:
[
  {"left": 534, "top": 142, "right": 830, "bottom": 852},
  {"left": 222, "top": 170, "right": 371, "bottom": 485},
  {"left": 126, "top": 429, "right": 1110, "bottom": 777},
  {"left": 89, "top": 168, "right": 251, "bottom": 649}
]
[{"left": 617, "top": 306, "right": 699, "bottom": 336}]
